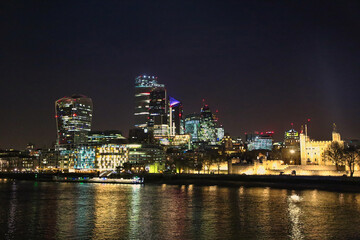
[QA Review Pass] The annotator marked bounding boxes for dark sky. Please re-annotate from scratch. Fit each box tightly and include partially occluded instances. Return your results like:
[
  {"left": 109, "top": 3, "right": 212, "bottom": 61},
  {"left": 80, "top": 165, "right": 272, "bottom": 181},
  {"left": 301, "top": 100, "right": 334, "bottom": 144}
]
[{"left": 1, "top": 0, "right": 360, "bottom": 149}]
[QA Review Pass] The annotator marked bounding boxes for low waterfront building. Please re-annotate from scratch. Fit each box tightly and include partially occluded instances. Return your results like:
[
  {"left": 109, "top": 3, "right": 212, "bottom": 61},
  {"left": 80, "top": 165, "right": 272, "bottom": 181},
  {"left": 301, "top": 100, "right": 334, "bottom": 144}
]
[
  {"left": 128, "top": 144, "right": 166, "bottom": 173},
  {"left": 95, "top": 144, "right": 128, "bottom": 171},
  {"left": 38, "top": 148, "right": 59, "bottom": 170},
  {"left": 0, "top": 149, "right": 38, "bottom": 172}
]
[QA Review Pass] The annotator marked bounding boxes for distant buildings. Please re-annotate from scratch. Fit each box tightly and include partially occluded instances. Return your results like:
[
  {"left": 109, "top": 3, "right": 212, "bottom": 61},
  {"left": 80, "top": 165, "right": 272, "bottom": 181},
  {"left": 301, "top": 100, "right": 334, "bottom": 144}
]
[
  {"left": 246, "top": 131, "right": 274, "bottom": 151},
  {"left": 88, "top": 130, "right": 126, "bottom": 144},
  {"left": 55, "top": 95, "right": 93, "bottom": 146},
  {"left": 183, "top": 104, "right": 224, "bottom": 147},
  {"left": 283, "top": 128, "right": 300, "bottom": 165}
]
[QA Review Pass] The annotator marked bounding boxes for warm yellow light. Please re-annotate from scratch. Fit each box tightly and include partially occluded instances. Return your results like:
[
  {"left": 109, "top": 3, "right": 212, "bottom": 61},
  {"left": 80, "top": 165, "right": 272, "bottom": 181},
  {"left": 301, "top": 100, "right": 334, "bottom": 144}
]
[{"left": 257, "top": 166, "right": 266, "bottom": 175}]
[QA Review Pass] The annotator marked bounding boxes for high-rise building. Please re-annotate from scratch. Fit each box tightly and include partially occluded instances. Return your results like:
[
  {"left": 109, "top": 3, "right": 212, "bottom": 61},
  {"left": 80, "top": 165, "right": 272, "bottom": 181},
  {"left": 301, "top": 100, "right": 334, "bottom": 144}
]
[
  {"left": 169, "top": 96, "right": 183, "bottom": 136},
  {"left": 55, "top": 94, "right": 93, "bottom": 145},
  {"left": 198, "top": 105, "right": 217, "bottom": 144},
  {"left": 184, "top": 113, "right": 201, "bottom": 142},
  {"left": 134, "top": 75, "right": 164, "bottom": 129},
  {"left": 149, "top": 87, "right": 169, "bottom": 138},
  {"left": 148, "top": 87, "right": 168, "bottom": 127}
]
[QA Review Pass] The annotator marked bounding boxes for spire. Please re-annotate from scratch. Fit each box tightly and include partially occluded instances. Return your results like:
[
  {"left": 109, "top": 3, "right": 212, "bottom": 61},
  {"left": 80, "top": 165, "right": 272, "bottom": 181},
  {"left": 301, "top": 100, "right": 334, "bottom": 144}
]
[{"left": 333, "top": 123, "right": 337, "bottom": 132}]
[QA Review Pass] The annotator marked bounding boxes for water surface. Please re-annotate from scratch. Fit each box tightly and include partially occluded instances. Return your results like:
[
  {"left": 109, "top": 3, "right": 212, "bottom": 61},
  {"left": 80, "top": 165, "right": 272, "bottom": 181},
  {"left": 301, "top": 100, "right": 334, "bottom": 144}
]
[{"left": 1, "top": 179, "right": 360, "bottom": 239}]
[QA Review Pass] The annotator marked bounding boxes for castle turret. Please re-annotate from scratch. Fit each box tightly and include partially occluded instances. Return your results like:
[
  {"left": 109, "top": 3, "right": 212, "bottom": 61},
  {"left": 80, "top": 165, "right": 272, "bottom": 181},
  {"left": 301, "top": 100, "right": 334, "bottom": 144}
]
[{"left": 332, "top": 123, "right": 341, "bottom": 142}]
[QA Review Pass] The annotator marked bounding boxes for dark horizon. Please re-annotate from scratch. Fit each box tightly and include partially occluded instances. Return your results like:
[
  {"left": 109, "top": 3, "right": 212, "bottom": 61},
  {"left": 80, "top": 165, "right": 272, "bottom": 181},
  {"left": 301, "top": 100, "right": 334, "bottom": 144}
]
[{"left": 1, "top": 0, "right": 360, "bottom": 149}]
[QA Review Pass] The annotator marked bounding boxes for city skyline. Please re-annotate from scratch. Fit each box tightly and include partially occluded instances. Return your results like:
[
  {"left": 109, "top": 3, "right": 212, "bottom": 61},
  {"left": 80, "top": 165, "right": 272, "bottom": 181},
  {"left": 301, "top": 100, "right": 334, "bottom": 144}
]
[{"left": 1, "top": 1, "right": 360, "bottom": 149}]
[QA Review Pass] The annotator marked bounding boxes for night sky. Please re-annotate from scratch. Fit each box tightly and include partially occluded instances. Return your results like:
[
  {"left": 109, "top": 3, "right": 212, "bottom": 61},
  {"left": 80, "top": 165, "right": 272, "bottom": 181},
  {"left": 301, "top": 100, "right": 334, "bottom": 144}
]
[{"left": 1, "top": 0, "right": 360, "bottom": 149}]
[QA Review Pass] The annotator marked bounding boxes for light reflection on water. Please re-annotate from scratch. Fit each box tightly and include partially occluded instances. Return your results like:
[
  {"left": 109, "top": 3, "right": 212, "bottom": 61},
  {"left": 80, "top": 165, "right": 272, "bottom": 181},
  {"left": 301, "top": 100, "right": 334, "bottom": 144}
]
[{"left": 1, "top": 181, "right": 360, "bottom": 239}]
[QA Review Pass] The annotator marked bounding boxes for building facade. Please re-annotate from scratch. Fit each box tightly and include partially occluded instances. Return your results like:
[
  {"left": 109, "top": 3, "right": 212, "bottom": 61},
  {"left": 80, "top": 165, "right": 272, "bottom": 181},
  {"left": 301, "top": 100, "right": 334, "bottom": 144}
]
[
  {"left": 300, "top": 125, "right": 343, "bottom": 165},
  {"left": 134, "top": 75, "right": 164, "bottom": 129},
  {"left": 55, "top": 95, "right": 93, "bottom": 145}
]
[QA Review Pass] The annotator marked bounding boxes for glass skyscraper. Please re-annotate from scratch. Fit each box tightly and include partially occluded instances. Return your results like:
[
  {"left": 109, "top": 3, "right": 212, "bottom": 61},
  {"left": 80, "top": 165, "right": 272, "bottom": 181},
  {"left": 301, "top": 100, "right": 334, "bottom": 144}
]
[
  {"left": 184, "top": 113, "right": 201, "bottom": 142},
  {"left": 169, "top": 96, "right": 183, "bottom": 135},
  {"left": 198, "top": 104, "right": 217, "bottom": 144},
  {"left": 134, "top": 75, "right": 164, "bottom": 128},
  {"left": 55, "top": 94, "right": 93, "bottom": 145}
]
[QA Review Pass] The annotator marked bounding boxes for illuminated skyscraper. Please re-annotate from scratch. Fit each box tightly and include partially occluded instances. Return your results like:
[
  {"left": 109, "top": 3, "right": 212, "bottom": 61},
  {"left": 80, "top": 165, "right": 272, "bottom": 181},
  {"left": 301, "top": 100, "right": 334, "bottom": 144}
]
[
  {"left": 184, "top": 113, "right": 201, "bottom": 142},
  {"left": 134, "top": 75, "right": 164, "bottom": 128},
  {"left": 55, "top": 94, "right": 93, "bottom": 145},
  {"left": 148, "top": 87, "right": 168, "bottom": 127},
  {"left": 198, "top": 105, "right": 217, "bottom": 144},
  {"left": 169, "top": 96, "right": 183, "bottom": 136},
  {"left": 149, "top": 87, "right": 168, "bottom": 137}
]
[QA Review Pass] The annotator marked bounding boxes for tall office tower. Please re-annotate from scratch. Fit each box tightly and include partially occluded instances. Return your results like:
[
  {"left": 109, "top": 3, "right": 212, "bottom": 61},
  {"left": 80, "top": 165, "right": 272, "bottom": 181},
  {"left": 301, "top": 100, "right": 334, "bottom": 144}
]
[
  {"left": 134, "top": 75, "right": 164, "bottom": 129},
  {"left": 55, "top": 94, "right": 93, "bottom": 145},
  {"left": 149, "top": 87, "right": 168, "bottom": 137},
  {"left": 148, "top": 87, "right": 168, "bottom": 127},
  {"left": 169, "top": 97, "right": 183, "bottom": 136},
  {"left": 198, "top": 104, "right": 217, "bottom": 144},
  {"left": 184, "top": 113, "right": 201, "bottom": 142}
]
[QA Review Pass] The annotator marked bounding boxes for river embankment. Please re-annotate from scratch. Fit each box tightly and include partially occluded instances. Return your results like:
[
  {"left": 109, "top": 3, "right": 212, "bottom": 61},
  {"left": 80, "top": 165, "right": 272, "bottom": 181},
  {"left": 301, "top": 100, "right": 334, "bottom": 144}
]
[
  {"left": 141, "top": 173, "right": 360, "bottom": 192},
  {"left": 1, "top": 172, "right": 360, "bottom": 192}
]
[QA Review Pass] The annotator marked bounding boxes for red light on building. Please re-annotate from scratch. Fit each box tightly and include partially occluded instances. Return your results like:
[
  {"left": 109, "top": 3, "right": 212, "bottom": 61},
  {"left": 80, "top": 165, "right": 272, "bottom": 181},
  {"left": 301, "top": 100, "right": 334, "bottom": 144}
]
[
  {"left": 307, "top": 118, "right": 311, "bottom": 122},
  {"left": 73, "top": 114, "right": 77, "bottom": 117}
]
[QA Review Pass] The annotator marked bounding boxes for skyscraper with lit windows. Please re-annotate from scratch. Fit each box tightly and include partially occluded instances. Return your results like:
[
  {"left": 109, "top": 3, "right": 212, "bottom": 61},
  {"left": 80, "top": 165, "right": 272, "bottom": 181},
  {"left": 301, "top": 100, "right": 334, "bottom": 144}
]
[
  {"left": 169, "top": 96, "right": 183, "bottom": 135},
  {"left": 134, "top": 75, "right": 164, "bottom": 129},
  {"left": 55, "top": 94, "right": 93, "bottom": 145},
  {"left": 198, "top": 104, "right": 217, "bottom": 144}
]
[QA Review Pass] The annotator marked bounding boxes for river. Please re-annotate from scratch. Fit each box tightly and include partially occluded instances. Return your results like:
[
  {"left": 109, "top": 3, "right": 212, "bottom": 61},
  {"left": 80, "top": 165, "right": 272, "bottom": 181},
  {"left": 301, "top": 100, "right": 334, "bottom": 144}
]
[{"left": 0, "top": 179, "right": 360, "bottom": 239}]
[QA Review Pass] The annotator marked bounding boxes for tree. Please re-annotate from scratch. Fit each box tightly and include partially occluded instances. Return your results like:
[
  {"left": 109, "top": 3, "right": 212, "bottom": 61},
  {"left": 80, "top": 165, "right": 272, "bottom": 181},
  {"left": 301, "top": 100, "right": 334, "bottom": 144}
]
[
  {"left": 194, "top": 155, "right": 204, "bottom": 174},
  {"left": 325, "top": 142, "right": 344, "bottom": 170},
  {"left": 343, "top": 146, "right": 360, "bottom": 177},
  {"left": 203, "top": 152, "right": 215, "bottom": 174},
  {"left": 214, "top": 153, "right": 226, "bottom": 174},
  {"left": 173, "top": 156, "right": 190, "bottom": 173}
]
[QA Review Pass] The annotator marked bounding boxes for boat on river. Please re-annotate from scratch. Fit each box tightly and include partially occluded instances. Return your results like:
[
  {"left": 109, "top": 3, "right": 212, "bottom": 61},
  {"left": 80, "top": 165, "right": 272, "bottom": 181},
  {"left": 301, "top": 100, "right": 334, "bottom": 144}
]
[{"left": 52, "top": 176, "right": 144, "bottom": 184}]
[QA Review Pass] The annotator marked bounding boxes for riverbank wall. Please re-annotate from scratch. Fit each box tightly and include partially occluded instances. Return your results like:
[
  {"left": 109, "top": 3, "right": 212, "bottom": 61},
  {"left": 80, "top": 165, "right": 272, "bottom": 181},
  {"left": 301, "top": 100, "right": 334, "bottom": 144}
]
[{"left": 2, "top": 172, "right": 360, "bottom": 192}]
